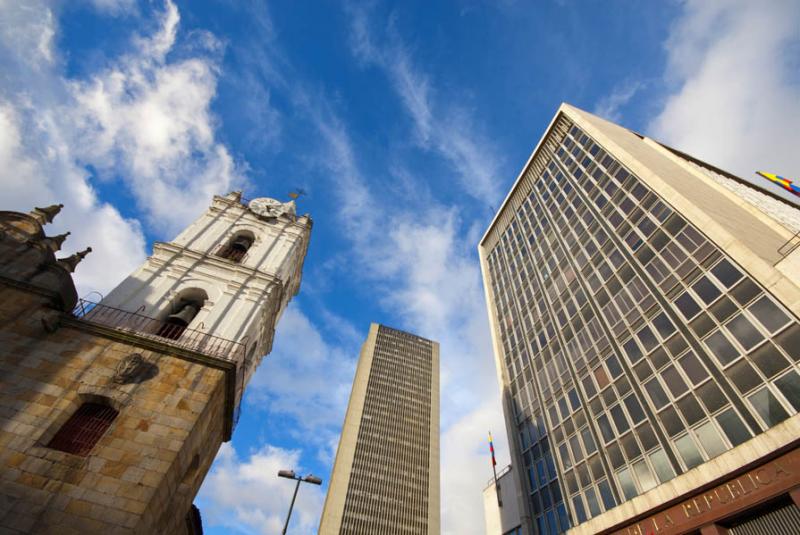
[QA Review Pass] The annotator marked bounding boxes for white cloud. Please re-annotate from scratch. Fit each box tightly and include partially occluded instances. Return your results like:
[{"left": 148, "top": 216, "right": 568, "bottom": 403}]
[
  {"left": 0, "top": 26, "right": 145, "bottom": 296},
  {"left": 133, "top": 0, "right": 179, "bottom": 61},
  {"left": 442, "top": 404, "right": 510, "bottom": 534},
  {"left": 198, "top": 442, "right": 324, "bottom": 535},
  {"left": 68, "top": 0, "right": 244, "bottom": 233},
  {"left": 648, "top": 0, "right": 800, "bottom": 181},
  {"left": 350, "top": 11, "right": 434, "bottom": 143},
  {"left": 0, "top": 0, "right": 244, "bottom": 294},
  {"left": 0, "top": 2, "right": 57, "bottom": 67}
]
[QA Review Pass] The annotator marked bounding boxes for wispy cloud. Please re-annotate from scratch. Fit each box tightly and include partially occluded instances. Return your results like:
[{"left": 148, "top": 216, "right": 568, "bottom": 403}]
[
  {"left": 347, "top": 4, "right": 505, "bottom": 205},
  {"left": 594, "top": 79, "right": 645, "bottom": 123},
  {"left": 86, "top": 0, "right": 137, "bottom": 16},
  {"left": 648, "top": 0, "right": 800, "bottom": 180}
]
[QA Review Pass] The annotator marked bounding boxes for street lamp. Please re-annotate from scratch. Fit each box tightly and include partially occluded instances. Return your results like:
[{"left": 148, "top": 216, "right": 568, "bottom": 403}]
[{"left": 278, "top": 469, "right": 323, "bottom": 534}]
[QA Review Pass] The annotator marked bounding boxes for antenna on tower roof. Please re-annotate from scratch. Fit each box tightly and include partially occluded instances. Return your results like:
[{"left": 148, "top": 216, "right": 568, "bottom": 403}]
[{"left": 288, "top": 188, "right": 307, "bottom": 200}]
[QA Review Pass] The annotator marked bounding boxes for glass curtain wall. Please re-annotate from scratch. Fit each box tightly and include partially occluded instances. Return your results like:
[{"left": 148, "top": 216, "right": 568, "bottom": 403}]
[{"left": 485, "top": 119, "right": 800, "bottom": 533}]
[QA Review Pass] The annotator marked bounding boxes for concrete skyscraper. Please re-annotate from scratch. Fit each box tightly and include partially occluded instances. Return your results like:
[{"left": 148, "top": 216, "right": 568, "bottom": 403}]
[
  {"left": 319, "top": 323, "right": 440, "bottom": 534},
  {"left": 479, "top": 104, "right": 800, "bottom": 534},
  {"left": 0, "top": 192, "right": 310, "bottom": 533}
]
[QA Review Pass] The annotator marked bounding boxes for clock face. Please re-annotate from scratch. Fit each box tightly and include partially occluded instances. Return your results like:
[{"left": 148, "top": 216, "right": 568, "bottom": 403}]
[{"left": 248, "top": 198, "right": 284, "bottom": 218}]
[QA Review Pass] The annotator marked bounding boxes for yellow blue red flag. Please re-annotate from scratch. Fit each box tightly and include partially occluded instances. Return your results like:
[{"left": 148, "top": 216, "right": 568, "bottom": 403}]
[{"left": 757, "top": 171, "right": 800, "bottom": 197}]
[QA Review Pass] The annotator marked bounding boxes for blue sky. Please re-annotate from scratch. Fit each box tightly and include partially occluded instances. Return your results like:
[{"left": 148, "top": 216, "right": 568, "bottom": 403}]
[{"left": 1, "top": 1, "right": 799, "bottom": 533}]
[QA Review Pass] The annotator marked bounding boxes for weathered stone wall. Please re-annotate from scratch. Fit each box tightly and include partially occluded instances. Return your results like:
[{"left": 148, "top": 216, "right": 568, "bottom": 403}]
[{"left": 0, "top": 284, "right": 226, "bottom": 534}]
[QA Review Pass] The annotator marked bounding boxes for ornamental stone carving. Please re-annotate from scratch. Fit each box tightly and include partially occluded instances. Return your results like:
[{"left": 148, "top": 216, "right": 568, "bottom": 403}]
[{"left": 113, "top": 353, "right": 158, "bottom": 385}]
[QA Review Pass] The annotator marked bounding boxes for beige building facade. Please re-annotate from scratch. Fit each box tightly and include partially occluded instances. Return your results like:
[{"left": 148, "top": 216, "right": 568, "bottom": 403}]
[
  {"left": 0, "top": 192, "right": 311, "bottom": 533},
  {"left": 319, "top": 323, "right": 440, "bottom": 535},
  {"left": 479, "top": 104, "right": 800, "bottom": 534}
]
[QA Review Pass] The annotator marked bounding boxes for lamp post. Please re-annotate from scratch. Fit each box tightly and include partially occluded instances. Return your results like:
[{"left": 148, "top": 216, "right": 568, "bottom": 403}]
[{"left": 278, "top": 469, "right": 322, "bottom": 534}]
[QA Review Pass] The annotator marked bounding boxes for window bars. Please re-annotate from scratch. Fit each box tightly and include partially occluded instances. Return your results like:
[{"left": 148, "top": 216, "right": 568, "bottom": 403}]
[{"left": 47, "top": 402, "right": 118, "bottom": 456}]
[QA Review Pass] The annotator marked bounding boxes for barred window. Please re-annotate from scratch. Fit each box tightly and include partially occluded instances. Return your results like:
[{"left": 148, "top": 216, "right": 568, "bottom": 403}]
[{"left": 47, "top": 402, "right": 118, "bottom": 456}]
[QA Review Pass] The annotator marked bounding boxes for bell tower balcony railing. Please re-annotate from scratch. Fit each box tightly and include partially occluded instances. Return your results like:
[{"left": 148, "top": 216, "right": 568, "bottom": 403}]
[{"left": 72, "top": 299, "right": 246, "bottom": 365}]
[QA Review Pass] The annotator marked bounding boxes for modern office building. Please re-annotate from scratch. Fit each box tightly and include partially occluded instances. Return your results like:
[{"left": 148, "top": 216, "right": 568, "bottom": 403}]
[
  {"left": 0, "top": 192, "right": 310, "bottom": 533},
  {"left": 319, "top": 323, "right": 440, "bottom": 534},
  {"left": 479, "top": 104, "right": 800, "bottom": 534},
  {"left": 484, "top": 465, "right": 524, "bottom": 535}
]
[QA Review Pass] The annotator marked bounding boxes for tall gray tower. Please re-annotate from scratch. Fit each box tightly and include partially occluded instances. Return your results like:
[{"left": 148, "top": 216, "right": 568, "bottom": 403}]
[{"left": 319, "top": 323, "right": 440, "bottom": 534}]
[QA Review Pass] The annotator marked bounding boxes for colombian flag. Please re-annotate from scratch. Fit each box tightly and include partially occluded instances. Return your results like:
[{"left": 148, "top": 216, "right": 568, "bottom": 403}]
[
  {"left": 757, "top": 171, "right": 800, "bottom": 197},
  {"left": 488, "top": 431, "right": 497, "bottom": 466}
]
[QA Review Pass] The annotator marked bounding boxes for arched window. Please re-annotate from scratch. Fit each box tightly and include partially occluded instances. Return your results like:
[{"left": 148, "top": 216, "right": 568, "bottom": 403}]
[
  {"left": 156, "top": 289, "right": 207, "bottom": 340},
  {"left": 48, "top": 401, "right": 118, "bottom": 456},
  {"left": 216, "top": 231, "right": 254, "bottom": 263}
]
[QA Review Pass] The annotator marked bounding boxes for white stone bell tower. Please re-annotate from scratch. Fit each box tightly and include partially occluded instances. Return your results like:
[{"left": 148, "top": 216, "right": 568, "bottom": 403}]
[
  {"left": 0, "top": 193, "right": 311, "bottom": 534},
  {"left": 102, "top": 191, "right": 312, "bottom": 396}
]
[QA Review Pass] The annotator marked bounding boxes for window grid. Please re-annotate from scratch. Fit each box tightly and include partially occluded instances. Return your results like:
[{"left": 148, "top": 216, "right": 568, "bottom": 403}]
[
  {"left": 485, "top": 121, "right": 800, "bottom": 530},
  {"left": 339, "top": 326, "right": 435, "bottom": 535}
]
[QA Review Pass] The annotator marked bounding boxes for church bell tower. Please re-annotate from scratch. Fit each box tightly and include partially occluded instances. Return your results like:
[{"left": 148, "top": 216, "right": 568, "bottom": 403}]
[{"left": 0, "top": 192, "right": 311, "bottom": 534}]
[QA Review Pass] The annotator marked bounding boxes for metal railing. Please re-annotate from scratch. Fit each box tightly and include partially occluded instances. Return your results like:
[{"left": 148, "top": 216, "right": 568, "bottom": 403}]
[
  {"left": 72, "top": 299, "right": 246, "bottom": 365},
  {"left": 778, "top": 229, "right": 800, "bottom": 259}
]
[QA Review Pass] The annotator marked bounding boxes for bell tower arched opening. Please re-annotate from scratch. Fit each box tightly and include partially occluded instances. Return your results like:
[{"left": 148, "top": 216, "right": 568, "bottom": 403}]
[
  {"left": 217, "top": 230, "right": 254, "bottom": 263},
  {"left": 156, "top": 289, "right": 208, "bottom": 340}
]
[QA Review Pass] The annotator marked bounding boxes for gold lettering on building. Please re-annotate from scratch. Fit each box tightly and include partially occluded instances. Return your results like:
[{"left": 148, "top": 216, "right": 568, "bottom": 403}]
[
  {"left": 775, "top": 462, "right": 791, "bottom": 480},
  {"left": 632, "top": 512, "right": 674, "bottom": 534},
  {"left": 619, "top": 458, "right": 794, "bottom": 534},
  {"left": 754, "top": 468, "right": 772, "bottom": 485},
  {"left": 727, "top": 481, "right": 742, "bottom": 500},
  {"left": 682, "top": 500, "right": 699, "bottom": 518}
]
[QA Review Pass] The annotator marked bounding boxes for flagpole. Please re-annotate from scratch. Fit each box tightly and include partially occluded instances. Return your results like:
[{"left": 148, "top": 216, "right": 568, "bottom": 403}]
[
  {"left": 492, "top": 461, "right": 502, "bottom": 508},
  {"left": 489, "top": 431, "right": 502, "bottom": 507}
]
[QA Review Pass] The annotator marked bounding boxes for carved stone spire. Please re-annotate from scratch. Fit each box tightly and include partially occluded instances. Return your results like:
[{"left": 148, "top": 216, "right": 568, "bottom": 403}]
[
  {"left": 57, "top": 247, "right": 92, "bottom": 273},
  {"left": 225, "top": 190, "right": 243, "bottom": 202},
  {"left": 30, "top": 204, "right": 64, "bottom": 225},
  {"left": 41, "top": 232, "right": 71, "bottom": 253}
]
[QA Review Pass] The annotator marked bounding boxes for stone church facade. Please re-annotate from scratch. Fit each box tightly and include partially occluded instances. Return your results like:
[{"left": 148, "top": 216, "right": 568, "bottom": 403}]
[{"left": 0, "top": 192, "right": 311, "bottom": 534}]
